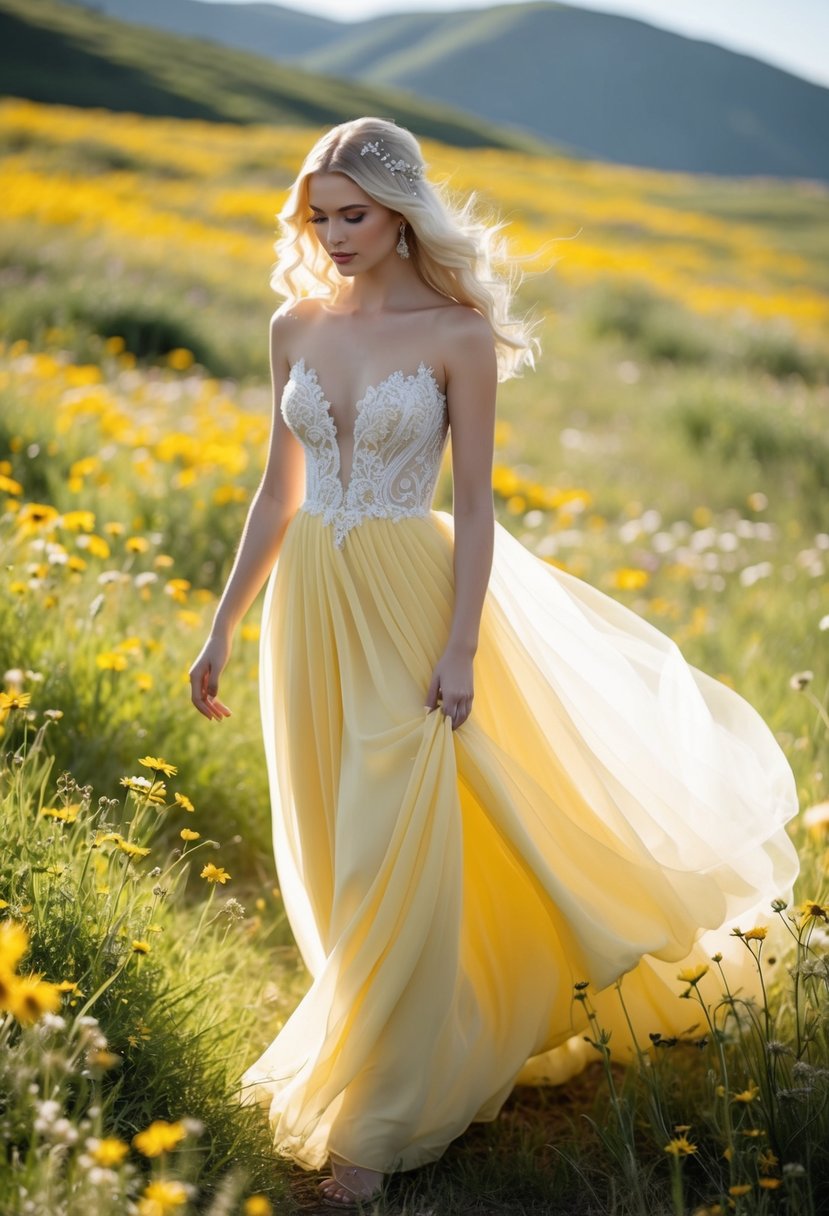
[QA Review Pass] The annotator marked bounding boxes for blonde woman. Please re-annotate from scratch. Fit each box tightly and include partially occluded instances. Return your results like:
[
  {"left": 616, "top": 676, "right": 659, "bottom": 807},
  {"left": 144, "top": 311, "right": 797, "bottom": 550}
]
[{"left": 188, "top": 117, "right": 799, "bottom": 1209}]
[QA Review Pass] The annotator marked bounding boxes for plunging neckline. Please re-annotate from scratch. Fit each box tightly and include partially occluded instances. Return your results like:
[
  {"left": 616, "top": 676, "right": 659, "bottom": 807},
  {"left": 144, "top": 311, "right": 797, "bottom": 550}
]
[{"left": 288, "top": 358, "right": 446, "bottom": 495}]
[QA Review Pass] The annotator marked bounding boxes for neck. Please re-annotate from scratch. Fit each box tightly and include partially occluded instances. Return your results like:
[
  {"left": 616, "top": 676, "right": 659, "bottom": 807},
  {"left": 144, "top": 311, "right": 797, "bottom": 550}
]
[{"left": 336, "top": 256, "right": 420, "bottom": 314}]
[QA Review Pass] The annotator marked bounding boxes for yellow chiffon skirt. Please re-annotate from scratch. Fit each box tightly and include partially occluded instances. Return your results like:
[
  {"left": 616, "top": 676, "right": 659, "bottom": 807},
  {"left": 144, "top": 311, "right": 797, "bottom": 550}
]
[{"left": 238, "top": 507, "right": 799, "bottom": 1174}]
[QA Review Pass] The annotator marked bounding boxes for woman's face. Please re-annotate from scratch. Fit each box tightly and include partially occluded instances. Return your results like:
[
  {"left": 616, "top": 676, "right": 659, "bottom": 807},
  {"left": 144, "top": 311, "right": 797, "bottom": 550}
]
[{"left": 306, "top": 171, "right": 402, "bottom": 276}]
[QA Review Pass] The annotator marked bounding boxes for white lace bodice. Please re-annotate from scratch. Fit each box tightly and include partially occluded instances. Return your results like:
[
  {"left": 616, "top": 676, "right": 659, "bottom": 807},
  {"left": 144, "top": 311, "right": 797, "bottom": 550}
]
[{"left": 280, "top": 359, "right": 449, "bottom": 548}]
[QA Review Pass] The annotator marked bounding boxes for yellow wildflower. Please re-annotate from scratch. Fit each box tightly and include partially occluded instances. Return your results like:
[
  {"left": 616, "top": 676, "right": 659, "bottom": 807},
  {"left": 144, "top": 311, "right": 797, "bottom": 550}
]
[
  {"left": 116, "top": 840, "right": 151, "bottom": 860},
  {"left": 138, "top": 1178, "right": 189, "bottom": 1214},
  {"left": 8, "top": 974, "right": 62, "bottom": 1024},
  {"left": 126, "top": 536, "right": 150, "bottom": 553},
  {"left": 136, "top": 672, "right": 154, "bottom": 692},
  {"left": 131, "top": 940, "right": 151, "bottom": 954},
  {"left": 95, "top": 831, "right": 125, "bottom": 847},
  {"left": 139, "top": 755, "right": 178, "bottom": 777},
  {"left": 732, "top": 1082, "right": 760, "bottom": 1103},
  {"left": 743, "top": 926, "right": 768, "bottom": 942},
  {"left": 728, "top": 1184, "right": 752, "bottom": 1197},
  {"left": 677, "top": 964, "right": 709, "bottom": 986},
  {"left": 40, "top": 804, "right": 80, "bottom": 823},
  {"left": 244, "top": 1198, "right": 273, "bottom": 1216},
  {"left": 0, "top": 691, "right": 32, "bottom": 711},
  {"left": 114, "top": 637, "right": 143, "bottom": 656},
  {"left": 799, "top": 899, "right": 829, "bottom": 924},
  {"left": 59, "top": 510, "right": 95, "bottom": 532},
  {"left": 166, "top": 347, "right": 194, "bottom": 370},
  {"left": 83, "top": 534, "right": 111, "bottom": 559},
  {"left": 132, "top": 1119, "right": 186, "bottom": 1157},
  {"left": 90, "top": 1137, "right": 129, "bottom": 1166},
  {"left": 174, "top": 792, "right": 194, "bottom": 812},
  {"left": 758, "top": 1149, "right": 779, "bottom": 1174},
  {"left": 87, "top": 1049, "right": 121, "bottom": 1070},
  {"left": 17, "top": 502, "right": 59, "bottom": 531},
  {"left": 0, "top": 920, "right": 29, "bottom": 970},
  {"left": 759, "top": 1178, "right": 782, "bottom": 1190},
  {"left": 119, "top": 776, "right": 167, "bottom": 804},
  {"left": 96, "top": 652, "right": 128, "bottom": 672},
  {"left": 664, "top": 1136, "right": 697, "bottom": 1157},
  {"left": 610, "top": 567, "right": 649, "bottom": 590},
  {"left": 200, "top": 863, "right": 230, "bottom": 885},
  {"left": 180, "top": 828, "right": 200, "bottom": 841},
  {"left": 164, "top": 578, "right": 190, "bottom": 603},
  {"left": 0, "top": 473, "right": 23, "bottom": 495}
]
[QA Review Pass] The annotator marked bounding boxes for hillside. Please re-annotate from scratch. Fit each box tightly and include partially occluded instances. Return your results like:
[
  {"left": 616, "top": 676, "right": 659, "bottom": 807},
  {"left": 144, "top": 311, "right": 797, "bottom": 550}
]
[
  {"left": 65, "top": 0, "right": 829, "bottom": 183},
  {"left": 305, "top": 3, "right": 829, "bottom": 182},
  {"left": 0, "top": 0, "right": 546, "bottom": 150}
]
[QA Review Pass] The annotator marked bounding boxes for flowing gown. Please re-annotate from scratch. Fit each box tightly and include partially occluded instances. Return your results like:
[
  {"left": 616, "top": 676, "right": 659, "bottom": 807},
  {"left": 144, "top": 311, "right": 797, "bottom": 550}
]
[{"left": 238, "top": 357, "right": 800, "bottom": 1174}]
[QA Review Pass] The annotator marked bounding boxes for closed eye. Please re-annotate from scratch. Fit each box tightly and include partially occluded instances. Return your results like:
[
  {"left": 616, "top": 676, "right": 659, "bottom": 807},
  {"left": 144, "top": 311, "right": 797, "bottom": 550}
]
[{"left": 308, "top": 215, "right": 364, "bottom": 225}]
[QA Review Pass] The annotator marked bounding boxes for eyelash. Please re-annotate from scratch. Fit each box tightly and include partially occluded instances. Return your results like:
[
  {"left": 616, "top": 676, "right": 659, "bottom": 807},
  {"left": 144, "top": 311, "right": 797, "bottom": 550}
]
[{"left": 309, "top": 215, "right": 364, "bottom": 225}]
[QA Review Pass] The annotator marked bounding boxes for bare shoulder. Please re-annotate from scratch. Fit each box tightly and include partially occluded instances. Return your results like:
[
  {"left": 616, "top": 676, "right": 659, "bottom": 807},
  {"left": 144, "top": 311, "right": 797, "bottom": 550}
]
[
  {"left": 269, "top": 298, "right": 324, "bottom": 362},
  {"left": 441, "top": 304, "right": 494, "bottom": 342},
  {"left": 437, "top": 305, "right": 496, "bottom": 382}
]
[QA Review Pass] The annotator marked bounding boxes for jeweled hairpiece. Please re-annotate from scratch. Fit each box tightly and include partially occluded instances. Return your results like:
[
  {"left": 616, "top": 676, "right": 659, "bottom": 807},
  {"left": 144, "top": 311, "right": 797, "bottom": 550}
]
[{"left": 359, "top": 139, "right": 424, "bottom": 193}]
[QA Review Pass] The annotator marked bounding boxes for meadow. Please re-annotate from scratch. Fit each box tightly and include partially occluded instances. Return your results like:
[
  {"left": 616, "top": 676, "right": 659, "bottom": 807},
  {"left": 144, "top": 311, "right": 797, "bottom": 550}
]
[{"left": 0, "top": 97, "right": 828, "bottom": 1215}]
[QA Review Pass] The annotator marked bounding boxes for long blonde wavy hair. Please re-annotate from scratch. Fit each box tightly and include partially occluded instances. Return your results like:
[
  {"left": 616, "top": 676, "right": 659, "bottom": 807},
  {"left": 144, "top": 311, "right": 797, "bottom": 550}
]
[{"left": 271, "top": 116, "right": 541, "bottom": 381}]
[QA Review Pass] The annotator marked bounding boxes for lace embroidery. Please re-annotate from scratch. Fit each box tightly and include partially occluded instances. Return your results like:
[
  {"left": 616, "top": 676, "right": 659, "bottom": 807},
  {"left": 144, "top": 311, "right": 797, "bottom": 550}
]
[{"left": 280, "top": 359, "right": 449, "bottom": 548}]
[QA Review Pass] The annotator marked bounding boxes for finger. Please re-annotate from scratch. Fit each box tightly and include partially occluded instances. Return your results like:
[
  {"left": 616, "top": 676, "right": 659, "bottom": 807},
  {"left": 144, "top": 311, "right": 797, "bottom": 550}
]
[
  {"left": 192, "top": 669, "right": 227, "bottom": 721},
  {"left": 202, "top": 671, "right": 223, "bottom": 706},
  {"left": 191, "top": 692, "right": 217, "bottom": 721},
  {"left": 425, "top": 672, "right": 440, "bottom": 711}
]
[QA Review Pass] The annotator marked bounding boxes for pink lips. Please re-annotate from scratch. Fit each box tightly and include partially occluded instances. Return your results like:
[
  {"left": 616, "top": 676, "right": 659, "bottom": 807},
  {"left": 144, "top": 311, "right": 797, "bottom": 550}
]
[{"left": 332, "top": 253, "right": 355, "bottom": 263}]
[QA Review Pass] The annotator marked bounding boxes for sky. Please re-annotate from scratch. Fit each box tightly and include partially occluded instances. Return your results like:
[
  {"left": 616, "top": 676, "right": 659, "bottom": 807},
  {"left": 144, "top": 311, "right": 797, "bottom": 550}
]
[{"left": 199, "top": 0, "right": 829, "bottom": 89}]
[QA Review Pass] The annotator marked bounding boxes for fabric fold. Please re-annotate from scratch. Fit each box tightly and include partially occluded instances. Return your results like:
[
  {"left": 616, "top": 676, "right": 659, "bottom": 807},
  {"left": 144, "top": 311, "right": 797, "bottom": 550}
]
[{"left": 239, "top": 507, "right": 799, "bottom": 1173}]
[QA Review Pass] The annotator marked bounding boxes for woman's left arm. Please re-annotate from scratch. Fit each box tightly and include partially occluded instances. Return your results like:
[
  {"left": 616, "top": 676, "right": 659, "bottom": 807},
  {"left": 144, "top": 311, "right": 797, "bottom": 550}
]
[{"left": 425, "top": 312, "right": 498, "bottom": 730}]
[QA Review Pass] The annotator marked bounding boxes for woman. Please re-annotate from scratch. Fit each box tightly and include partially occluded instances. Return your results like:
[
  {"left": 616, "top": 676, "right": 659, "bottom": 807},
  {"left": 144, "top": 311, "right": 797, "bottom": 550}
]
[{"left": 188, "top": 117, "right": 799, "bottom": 1209}]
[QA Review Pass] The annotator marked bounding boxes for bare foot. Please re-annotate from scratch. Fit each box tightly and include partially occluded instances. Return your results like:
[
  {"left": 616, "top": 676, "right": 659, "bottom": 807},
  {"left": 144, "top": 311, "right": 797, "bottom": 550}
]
[{"left": 318, "top": 1157, "right": 384, "bottom": 1208}]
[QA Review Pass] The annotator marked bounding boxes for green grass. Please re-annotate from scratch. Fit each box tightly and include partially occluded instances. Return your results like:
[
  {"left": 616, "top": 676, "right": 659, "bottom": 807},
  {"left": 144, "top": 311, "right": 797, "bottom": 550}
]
[{"left": 1, "top": 100, "right": 828, "bottom": 1215}]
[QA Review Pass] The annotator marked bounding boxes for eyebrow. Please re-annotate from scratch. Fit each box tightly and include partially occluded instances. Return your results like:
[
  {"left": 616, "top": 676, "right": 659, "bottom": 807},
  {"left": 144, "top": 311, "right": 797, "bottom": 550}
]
[{"left": 309, "top": 203, "right": 371, "bottom": 212}]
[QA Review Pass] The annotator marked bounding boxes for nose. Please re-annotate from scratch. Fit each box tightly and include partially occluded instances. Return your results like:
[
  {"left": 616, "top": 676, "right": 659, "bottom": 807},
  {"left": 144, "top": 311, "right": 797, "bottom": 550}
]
[{"left": 327, "top": 219, "right": 349, "bottom": 247}]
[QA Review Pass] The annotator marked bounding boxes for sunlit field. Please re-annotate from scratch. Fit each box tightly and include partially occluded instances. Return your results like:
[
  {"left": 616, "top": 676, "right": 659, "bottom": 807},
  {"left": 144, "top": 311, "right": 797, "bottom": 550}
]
[{"left": 1, "top": 98, "right": 828, "bottom": 1215}]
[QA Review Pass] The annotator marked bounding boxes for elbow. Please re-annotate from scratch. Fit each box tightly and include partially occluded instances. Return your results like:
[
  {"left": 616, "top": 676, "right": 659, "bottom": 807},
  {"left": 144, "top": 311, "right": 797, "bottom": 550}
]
[
  {"left": 452, "top": 490, "right": 494, "bottom": 520},
  {"left": 255, "top": 481, "right": 301, "bottom": 523}
]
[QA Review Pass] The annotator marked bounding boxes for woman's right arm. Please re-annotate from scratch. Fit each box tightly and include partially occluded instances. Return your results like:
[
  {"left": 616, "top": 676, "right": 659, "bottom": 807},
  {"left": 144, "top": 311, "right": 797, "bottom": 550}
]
[{"left": 189, "top": 310, "right": 305, "bottom": 721}]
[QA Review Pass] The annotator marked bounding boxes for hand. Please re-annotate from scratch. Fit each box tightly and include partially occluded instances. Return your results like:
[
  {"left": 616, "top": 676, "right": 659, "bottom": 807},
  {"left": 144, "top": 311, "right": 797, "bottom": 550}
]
[
  {"left": 425, "top": 646, "right": 474, "bottom": 731},
  {"left": 189, "top": 632, "right": 234, "bottom": 721}
]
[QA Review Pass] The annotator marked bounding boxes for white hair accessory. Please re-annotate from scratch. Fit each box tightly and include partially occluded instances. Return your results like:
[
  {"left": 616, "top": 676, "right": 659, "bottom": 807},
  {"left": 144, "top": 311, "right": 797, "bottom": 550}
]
[{"left": 359, "top": 139, "right": 424, "bottom": 192}]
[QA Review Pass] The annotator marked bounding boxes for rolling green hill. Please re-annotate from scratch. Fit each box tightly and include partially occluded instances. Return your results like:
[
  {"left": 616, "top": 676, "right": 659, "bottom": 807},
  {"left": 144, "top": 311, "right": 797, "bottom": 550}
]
[
  {"left": 0, "top": 0, "right": 547, "bottom": 151},
  {"left": 63, "top": 0, "right": 829, "bottom": 184},
  {"left": 299, "top": 3, "right": 829, "bottom": 184}
]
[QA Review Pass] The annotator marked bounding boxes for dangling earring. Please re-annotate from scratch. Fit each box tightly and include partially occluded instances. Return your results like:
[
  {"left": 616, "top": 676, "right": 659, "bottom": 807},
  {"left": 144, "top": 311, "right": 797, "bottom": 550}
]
[{"left": 396, "top": 221, "right": 410, "bottom": 260}]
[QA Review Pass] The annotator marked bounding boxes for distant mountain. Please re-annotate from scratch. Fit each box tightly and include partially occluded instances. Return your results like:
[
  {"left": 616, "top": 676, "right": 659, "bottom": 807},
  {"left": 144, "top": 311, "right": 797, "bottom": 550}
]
[
  {"left": 0, "top": 0, "right": 545, "bottom": 150},
  {"left": 62, "top": 0, "right": 829, "bottom": 183}
]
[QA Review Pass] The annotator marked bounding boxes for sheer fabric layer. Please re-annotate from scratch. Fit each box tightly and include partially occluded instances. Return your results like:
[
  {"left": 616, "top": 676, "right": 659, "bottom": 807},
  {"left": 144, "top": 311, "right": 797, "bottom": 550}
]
[{"left": 239, "top": 508, "right": 798, "bottom": 1173}]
